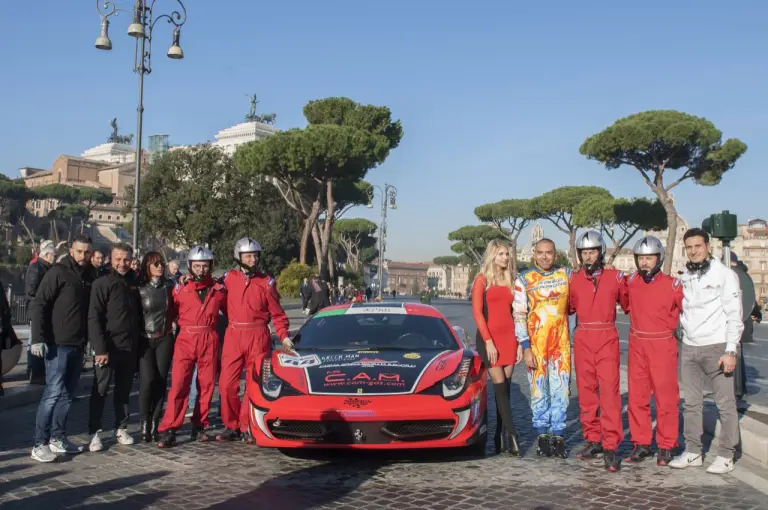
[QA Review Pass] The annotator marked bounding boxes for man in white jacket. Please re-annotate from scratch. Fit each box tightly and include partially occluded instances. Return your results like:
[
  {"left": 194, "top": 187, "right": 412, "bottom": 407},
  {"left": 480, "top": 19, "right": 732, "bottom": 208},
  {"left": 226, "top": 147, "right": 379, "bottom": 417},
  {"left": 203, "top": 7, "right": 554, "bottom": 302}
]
[{"left": 670, "top": 228, "right": 743, "bottom": 474}]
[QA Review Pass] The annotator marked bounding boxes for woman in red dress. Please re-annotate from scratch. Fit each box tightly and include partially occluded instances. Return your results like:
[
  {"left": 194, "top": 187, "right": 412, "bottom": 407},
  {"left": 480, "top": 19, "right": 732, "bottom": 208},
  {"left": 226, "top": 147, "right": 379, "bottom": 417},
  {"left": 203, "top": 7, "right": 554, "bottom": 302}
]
[{"left": 472, "top": 240, "right": 521, "bottom": 455}]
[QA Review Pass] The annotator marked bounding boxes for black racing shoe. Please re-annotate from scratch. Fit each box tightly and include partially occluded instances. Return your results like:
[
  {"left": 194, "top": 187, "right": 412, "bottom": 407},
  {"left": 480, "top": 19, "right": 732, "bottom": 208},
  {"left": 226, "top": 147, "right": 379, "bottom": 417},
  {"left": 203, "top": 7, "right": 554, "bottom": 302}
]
[
  {"left": 624, "top": 444, "right": 653, "bottom": 463},
  {"left": 536, "top": 434, "right": 552, "bottom": 457},
  {"left": 156, "top": 431, "right": 176, "bottom": 449},
  {"left": 216, "top": 428, "right": 242, "bottom": 442},
  {"left": 657, "top": 449, "right": 674, "bottom": 466},
  {"left": 576, "top": 441, "right": 604, "bottom": 460},
  {"left": 604, "top": 450, "right": 620, "bottom": 472},
  {"left": 191, "top": 426, "right": 211, "bottom": 442},
  {"left": 551, "top": 436, "right": 568, "bottom": 459}
]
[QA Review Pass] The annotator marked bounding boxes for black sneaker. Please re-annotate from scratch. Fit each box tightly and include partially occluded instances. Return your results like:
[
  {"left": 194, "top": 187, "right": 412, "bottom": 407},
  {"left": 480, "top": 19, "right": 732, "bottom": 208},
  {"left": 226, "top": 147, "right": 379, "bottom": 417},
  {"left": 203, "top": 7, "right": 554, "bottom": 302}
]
[
  {"left": 216, "top": 428, "right": 242, "bottom": 442},
  {"left": 656, "top": 449, "right": 674, "bottom": 466},
  {"left": 624, "top": 444, "right": 653, "bottom": 463},
  {"left": 604, "top": 450, "right": 620, "bottom": 472},
  {"left": 576, "top": 441, "right": 604, "bottom": 460},
  {"left": 536, "top": 434, "right": 552, "bottom": 457},
  {"left": 551, "top": 436, "right": 568, "bottom": 459}
]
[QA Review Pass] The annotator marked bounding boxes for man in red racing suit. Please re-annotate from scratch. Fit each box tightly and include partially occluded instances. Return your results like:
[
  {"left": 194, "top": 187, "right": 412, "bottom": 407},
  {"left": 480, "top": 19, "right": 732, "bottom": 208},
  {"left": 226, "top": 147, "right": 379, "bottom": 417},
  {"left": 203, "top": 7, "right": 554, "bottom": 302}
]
[
  {"left": 216, "top": 237, "right": 291, "bottom": 442},
  {"left": 157, "top": 246, "right": 227, "bottom": 448},
  {"left": 623, "top": 235, "right": 683, "bottom": 466},
  {"left": 569, "top": 230, "right": 626, "bottom": 472}
]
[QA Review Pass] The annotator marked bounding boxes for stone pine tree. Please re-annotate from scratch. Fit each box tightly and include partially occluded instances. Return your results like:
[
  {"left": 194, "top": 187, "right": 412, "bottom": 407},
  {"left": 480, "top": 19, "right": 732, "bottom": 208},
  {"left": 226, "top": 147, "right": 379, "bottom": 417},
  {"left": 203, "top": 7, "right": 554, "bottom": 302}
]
[
  {"left": 572, "top": 196, "right": 668, "bottom": 263},
  {"left": 447, "top": 225, "right": 506, "bottom": 265},
  {"left": 530, "top": 186, "right": 612, "bottom": 266},
  {"left": 580, "top": 110, "right": 747, "bottom": 273},
  {"left": 474, "top": 198, "right": 532, "bottom": 277}
]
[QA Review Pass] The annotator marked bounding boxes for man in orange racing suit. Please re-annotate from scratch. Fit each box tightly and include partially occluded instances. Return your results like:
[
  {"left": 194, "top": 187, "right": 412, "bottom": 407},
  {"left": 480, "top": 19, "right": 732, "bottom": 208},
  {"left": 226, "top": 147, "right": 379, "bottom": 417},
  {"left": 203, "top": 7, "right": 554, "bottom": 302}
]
[
  {"left": 623, "top": 235, "right": 683, "bottom": 467},
  {"left": 513, "top": 238, "right": 571, "bottom": 459},
  {"left": 157, "top": 246, "right": 226, "bottom": 448},
  {"left": 216, "top": 237, "right": 291, "bottom": 442},
  {"left": 569, "top": 230, "right": 626, "bottom": 472}
]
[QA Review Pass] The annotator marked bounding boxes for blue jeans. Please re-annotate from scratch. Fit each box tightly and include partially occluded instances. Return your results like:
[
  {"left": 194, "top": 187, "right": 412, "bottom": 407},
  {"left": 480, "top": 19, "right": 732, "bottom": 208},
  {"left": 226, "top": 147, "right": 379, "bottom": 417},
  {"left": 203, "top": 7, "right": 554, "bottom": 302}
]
[{"left": 34, "top": 344, "right": 84, "bottom": 446}]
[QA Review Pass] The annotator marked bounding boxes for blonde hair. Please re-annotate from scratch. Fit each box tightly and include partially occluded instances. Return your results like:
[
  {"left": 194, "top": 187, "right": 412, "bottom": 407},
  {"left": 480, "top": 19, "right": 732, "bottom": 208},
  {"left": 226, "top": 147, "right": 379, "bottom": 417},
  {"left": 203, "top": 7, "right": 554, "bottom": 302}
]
[{"left": 478, "top": 239, "right": 513, "bottom": 289}]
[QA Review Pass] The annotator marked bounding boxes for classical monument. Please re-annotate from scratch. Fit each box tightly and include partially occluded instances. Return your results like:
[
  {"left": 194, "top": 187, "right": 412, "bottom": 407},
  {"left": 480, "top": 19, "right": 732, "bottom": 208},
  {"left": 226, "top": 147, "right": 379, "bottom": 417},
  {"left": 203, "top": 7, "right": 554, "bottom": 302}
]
[
  {"left": 517, "top": 222, "right": 545, "bottom": 262},
  {"left": 211, "top": 94, "right": 279, "bottom": 155},
  {"left": 80, "top": 118, "right": 136, "bottom": 164}
]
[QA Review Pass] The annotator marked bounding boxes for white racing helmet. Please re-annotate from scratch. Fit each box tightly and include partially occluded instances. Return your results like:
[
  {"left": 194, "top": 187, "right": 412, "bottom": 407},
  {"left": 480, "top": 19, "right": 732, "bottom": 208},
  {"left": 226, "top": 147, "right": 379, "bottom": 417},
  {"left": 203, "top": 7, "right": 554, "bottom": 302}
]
[
  {"left": 632, "top": 235, "right": 665, "bottom": 281},
  {"left": 575, "top": 230, "right": 606, "bottom": 272},
  {"left": 234, "top": 237, "right": 262, "bottom": 260},
  {"left": 187, "top": 245, "right": 214, "bottom": 271}
]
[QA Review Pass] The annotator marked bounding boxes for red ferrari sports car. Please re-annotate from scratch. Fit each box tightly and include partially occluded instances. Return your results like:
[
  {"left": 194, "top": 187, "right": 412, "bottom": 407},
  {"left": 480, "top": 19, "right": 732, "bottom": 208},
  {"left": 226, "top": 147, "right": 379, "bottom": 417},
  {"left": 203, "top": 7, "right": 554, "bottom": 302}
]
[{"left": 247, "top": 301, "right": 488, "bottom": 452}]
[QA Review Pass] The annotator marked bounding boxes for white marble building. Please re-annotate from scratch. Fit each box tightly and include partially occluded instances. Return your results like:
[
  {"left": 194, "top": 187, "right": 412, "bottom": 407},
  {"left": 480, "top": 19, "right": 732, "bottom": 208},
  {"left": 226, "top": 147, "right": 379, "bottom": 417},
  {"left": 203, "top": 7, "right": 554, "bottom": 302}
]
[
  {"left": 212, "top": 121, "right": 279, "bottom": 155},
  {"left": 80, "top": 142, "right": 135, "bottom": 164}
]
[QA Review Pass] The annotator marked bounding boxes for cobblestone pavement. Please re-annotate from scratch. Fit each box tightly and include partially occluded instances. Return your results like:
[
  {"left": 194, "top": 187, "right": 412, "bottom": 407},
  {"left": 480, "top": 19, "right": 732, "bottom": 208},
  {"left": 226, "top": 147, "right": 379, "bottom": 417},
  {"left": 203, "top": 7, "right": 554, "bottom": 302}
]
[{"left": 1, "top": 299, "right": 767, "bottom": 509}]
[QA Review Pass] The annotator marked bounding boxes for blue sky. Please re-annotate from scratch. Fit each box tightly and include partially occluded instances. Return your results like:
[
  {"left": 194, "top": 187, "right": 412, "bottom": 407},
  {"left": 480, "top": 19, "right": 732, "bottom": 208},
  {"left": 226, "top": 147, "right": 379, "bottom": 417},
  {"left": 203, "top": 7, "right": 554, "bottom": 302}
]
[{"left": 1, "top": 1, "right": 766, "bottom": 261}]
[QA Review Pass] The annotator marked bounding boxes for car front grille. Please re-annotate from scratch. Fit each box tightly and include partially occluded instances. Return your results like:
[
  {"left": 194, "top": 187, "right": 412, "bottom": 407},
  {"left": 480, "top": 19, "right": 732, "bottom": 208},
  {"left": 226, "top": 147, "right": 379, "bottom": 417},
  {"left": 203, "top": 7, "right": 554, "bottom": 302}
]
[{"left": 267, "top": 418, "right": 457, "bottom": 444}]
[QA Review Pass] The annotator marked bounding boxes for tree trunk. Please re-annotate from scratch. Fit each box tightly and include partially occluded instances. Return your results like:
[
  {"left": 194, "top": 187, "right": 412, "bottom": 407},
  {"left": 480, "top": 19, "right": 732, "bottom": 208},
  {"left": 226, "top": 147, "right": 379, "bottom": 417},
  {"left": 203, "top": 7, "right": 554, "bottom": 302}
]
[
  {"left": 509, "top": 237, "right": 519, "bottom": 279},
  {"left": 568, "top": 230, "right": 578, "bottom": 268},
  {"left": 311, "top": 224, "right": 322, "bottom": 275},
  {"left": 319, "top": 181, "right": 336, "bottom": 282},
  {"left": 300, "top": 201, "right": 322, "bottom": 266},
  {"left": 327, "top": 249, "right": 336, "bottom": 282},
  {"left": 19, "top": 217, "right": 36, "bottom": 251},
  {"left": 606, "top": 246, "right": 619, "bottom": 265},
  {"left": 655, "top": 188, "right": 678, "bottom": 275}
]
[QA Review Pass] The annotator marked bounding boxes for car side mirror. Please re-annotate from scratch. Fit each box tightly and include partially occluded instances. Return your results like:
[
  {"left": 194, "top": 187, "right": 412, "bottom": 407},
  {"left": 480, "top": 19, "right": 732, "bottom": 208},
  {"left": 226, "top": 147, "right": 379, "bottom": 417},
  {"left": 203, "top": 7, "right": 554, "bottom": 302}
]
[{"left": 452, "top": 325, "right": 469, "bottom": 348}]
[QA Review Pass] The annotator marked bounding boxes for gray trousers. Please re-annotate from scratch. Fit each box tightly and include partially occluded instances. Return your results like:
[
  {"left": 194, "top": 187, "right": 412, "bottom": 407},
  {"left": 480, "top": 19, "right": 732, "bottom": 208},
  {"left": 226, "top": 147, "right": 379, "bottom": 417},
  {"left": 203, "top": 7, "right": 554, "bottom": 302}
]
[{"left": 681, "top": 342, "right": 740, "bottom": 458}]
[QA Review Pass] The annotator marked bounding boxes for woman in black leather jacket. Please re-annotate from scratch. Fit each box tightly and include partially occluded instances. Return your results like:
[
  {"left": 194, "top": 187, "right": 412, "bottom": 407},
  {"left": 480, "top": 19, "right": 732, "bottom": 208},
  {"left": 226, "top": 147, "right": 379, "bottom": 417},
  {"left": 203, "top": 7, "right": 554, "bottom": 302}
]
[{"left": 137, "top": 252, "right": 176, "bottom": 442}]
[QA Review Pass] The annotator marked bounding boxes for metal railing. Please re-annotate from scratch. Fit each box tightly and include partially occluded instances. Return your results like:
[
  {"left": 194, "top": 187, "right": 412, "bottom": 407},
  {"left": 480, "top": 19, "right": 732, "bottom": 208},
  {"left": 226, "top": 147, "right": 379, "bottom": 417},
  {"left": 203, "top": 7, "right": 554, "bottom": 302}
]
[{"left": 9, "top": 293, "right": 28, "bottom": 326}]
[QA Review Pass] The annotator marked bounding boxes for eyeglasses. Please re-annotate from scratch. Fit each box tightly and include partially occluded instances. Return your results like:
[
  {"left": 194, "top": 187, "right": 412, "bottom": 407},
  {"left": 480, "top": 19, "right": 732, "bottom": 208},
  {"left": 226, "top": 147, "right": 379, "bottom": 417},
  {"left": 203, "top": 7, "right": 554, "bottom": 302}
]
[{"left": 151, "top": 261, "right": 165, "bottom": 268}]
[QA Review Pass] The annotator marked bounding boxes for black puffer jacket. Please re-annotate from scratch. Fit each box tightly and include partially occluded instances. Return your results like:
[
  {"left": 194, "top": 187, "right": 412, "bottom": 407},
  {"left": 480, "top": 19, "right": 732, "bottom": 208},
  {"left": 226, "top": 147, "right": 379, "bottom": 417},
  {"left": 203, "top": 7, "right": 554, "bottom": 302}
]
[
  {"left": 29, "top": 256, "right": 94, "bottom": 347},
  {"left": 88, "top": 269, "right": 142, "bottom": 355}
]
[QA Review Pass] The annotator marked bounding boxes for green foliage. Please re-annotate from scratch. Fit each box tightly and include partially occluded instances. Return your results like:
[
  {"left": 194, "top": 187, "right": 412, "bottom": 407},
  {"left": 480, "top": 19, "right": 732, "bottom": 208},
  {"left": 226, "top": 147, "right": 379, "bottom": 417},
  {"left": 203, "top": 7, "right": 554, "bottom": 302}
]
[
  {"left": 14, "top": 245, "right": 32, "bottom": 266},
  {"left": 474, "top": 198, "right": 533, "bottom": 276},
  {"left": 236, "top": 97, "right": 403, "bottom": 275},
  {"left": 579, "top": 110, "right": 747, "bottom": 187},
  {"left": 277, "top": 261, "right": 314, "bottom": 298},
  {"left": 447, "top": 225, "right": 506, "bottom": 264},
  {"left": 126, "top": 145, "right": 302, "bottom": 275},
  {"left": 338, "top": 265, "right": 364, "bottom": 288},
  {"left": 433, "top": 255, "right": 460, "bottom": 266},
  {"left": 333, "top": 217, "right": 377, "bottom": 272}
]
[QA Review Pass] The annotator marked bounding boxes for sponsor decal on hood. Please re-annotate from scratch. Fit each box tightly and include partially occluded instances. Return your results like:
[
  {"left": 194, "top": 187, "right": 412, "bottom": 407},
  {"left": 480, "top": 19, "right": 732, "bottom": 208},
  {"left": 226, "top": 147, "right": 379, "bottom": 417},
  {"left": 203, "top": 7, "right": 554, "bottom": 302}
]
[{"left": 299, "top": 349, "right": 449, "bottom": 396}]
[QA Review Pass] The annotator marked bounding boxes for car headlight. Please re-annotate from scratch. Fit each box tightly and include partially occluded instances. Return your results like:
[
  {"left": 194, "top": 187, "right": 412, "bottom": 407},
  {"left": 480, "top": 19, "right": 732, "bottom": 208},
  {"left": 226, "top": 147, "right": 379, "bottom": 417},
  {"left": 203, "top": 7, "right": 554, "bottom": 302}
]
[
  {"left": 260, "top": 358, "right": 283, "bottom": 399},
  {"left": 442, "top": 358, "right": 472, "bottom": 399}
]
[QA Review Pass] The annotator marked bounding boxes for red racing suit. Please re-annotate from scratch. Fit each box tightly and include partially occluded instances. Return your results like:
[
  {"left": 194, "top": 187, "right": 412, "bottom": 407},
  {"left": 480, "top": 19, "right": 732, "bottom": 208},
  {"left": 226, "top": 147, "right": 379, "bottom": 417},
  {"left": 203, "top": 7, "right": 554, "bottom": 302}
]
[
  {"left": 568, "top": 268, "right": 626, "bottom": 450},
  {"left": 623, "top": 272, "right": 683, "bottom": 450},
  {"left": 158, "top": 277, "right": 227, "bottom": 432},
  {"left": 219, "top": 270, "right": 289, "bottom": 433}
]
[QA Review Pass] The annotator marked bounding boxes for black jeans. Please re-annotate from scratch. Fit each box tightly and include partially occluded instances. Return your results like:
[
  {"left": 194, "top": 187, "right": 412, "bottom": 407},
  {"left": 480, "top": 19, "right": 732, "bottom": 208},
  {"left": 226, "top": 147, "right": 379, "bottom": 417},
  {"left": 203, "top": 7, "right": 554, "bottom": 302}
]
[
  {"left": 138, "top": 335, "right": 174, "bottom": 422},
  {"left": 88, "top": 349, "right": 136, "bottom": 434}
]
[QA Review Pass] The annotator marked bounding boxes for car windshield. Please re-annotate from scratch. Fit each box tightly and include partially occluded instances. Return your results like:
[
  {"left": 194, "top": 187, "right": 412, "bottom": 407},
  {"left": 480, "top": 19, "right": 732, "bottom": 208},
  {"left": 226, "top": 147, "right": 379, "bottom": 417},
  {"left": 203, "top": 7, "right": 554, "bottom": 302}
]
[{"left": 293, "top": 312, "right": 459, "bottom": 351}]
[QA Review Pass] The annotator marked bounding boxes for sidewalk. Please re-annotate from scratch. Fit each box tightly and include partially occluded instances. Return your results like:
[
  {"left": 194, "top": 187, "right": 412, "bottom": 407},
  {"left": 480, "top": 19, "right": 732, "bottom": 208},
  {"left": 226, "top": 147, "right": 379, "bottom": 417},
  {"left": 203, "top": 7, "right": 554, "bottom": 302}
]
[{"left": 0, "top": 300, "right": 305, "bottom": 412}]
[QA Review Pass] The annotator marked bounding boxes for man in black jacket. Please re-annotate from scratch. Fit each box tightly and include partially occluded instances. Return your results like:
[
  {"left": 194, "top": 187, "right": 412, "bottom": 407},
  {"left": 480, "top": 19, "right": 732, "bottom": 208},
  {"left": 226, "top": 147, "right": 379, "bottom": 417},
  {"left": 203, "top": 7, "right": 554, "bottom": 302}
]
[
  {"left": 29, "top": 235, "right": 94, "bottom": 463},
  {"left": 87, "top": 242, "right": 142, "bottom": 452},
  {"left": 25, "top": 242, "right": 56, "bottom": 383},
  {"left": 307, "top": 275, "right": 331, "bottom": 316}
]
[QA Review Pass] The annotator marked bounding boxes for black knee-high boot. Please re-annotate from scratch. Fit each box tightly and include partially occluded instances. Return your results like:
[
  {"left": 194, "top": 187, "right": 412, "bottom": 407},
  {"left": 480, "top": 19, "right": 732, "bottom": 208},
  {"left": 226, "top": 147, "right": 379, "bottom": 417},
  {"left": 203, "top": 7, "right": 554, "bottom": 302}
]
[{"left": 493, "top": 380, "right": 519, "bottom": 456}]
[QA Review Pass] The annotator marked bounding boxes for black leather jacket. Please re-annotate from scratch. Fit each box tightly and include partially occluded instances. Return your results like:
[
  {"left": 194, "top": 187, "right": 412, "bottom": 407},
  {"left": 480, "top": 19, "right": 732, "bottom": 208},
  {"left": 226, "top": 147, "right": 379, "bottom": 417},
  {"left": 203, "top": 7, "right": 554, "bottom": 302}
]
[{"left": 138, "top": 277, "right": 175, "bottom": 338}]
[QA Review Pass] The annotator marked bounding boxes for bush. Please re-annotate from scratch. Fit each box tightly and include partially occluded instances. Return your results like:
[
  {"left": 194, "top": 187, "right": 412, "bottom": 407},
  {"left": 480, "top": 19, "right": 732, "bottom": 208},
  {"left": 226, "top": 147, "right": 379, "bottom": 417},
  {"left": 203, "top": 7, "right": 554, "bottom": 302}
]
[{"left": 277, "top": 261, "right": 313, "bottom": 298}]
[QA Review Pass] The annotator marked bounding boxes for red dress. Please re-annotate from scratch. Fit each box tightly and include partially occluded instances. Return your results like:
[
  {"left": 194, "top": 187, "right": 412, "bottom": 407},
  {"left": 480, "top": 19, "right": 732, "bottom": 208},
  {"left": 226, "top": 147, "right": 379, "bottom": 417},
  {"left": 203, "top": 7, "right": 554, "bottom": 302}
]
[{"left": 472, "top": 275, "right": 518, "bottom": 367}]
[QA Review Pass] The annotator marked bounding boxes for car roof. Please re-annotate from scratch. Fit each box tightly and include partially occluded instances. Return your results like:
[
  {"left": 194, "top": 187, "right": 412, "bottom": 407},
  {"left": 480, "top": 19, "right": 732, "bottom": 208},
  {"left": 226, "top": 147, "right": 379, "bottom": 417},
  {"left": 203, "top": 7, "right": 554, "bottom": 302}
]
[{"left": 313, "top": 301, "right": 445, "bottom": 319}]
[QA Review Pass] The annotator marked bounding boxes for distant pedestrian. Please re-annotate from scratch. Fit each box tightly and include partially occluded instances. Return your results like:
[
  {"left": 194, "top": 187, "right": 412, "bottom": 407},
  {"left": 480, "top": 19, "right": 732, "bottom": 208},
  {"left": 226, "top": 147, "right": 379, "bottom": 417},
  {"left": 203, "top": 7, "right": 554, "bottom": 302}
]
[
  {"left": 29, "top": 235, "right": 94, "bottom": 462},
  {"left": 0, "top": 277, "right": 21, "bottom": 396},
  {"left": 87, "top": 243, "right": 142, "bottom": 452},
  {"left": 670, "top": 228, "right": 743, "bottom": 475},
  {"left": 25, "top": 241, "right": 56, "bottom": 384},
  {"left": 306, "top": 275, "right": 331, "bottom": 316}
]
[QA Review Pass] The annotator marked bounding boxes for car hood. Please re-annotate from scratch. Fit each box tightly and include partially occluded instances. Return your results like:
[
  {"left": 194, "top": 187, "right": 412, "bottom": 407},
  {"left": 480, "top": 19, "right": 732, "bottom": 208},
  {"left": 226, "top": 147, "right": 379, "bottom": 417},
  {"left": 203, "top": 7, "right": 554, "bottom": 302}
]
[{"left": 272, "top": 348, "right": 462, "bottom": 396}]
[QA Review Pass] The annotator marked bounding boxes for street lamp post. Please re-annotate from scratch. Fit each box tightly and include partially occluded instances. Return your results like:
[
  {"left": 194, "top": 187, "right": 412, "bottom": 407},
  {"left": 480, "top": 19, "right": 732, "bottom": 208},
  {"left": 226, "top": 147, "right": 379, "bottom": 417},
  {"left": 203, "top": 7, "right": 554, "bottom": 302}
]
[
  {"left": 367, "top": 183, "right": 398, "bottom": 299},
  {"left": 95, "top": 0, "right": 187, "bottom": 252}
]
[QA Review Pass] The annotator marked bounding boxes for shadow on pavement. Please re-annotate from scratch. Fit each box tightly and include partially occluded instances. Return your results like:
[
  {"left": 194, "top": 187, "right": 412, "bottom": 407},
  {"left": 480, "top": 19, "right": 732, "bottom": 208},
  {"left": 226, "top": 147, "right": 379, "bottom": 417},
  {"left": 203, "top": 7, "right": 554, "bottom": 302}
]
[
  {"left": 0, "top": 471, "right": 170, "bottom": 510},
  {"left": 206, "top": 461, "right": 384, "bottom": 510}
]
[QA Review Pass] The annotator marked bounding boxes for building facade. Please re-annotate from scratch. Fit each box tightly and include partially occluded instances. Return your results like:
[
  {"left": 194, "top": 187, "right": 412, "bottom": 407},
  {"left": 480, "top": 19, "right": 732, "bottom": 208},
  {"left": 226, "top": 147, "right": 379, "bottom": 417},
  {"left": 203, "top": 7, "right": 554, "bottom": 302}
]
[{"left": 386, "top": 261, "right": 430, "bottom": 295}]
